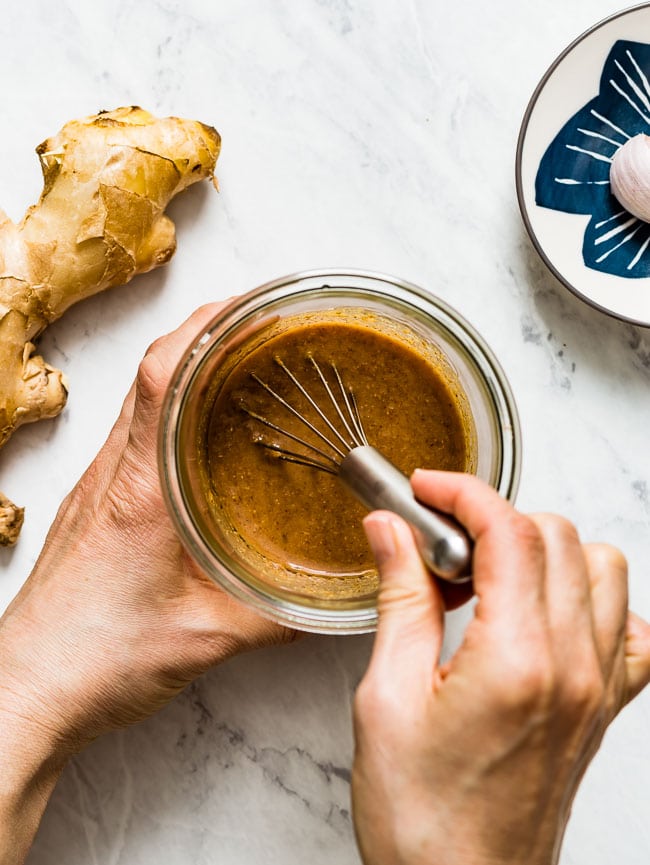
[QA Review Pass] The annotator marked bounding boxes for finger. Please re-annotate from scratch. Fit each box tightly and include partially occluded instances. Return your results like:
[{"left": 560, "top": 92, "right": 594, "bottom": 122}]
[
  {"left": 105, "top": 380, "right": 137, "bottom": 451},
  {"left": 136, "top": 302, "right": 226, "bottom": 415},
  {"left": 582, "top": 543, "right": 628, "bottom": 681},
  {"left": 169, "top": 576, "right": 301, "bottom": 678},
  {"left": 412, "top": 469, "right": 520, "bottom": 539},
  {"left": 200, "top": 584, "right": 300, "bottom": 659},
  {"left": 411, "top": 470, "right": 547, "bottom": 630},
  {"left": 364, "top": 511, "right": 444, "bottom": 688},
  {"left": 529, "top": 514, "right": 596, "bottom": 669},
  {"left": 145, "top": 302, "right": 228, "bottom": 381},
  {"left": 59, "top": 380, "right": 139, "bottom": 511},
  {"left": 83, "top": 379, "right": 137, "bottom": 470},
  {"left": 128, "top": 301, "right": 227, "bottom": 450},
  {"left": 622, "top": 610, "right": 650, "bottom": 706}
]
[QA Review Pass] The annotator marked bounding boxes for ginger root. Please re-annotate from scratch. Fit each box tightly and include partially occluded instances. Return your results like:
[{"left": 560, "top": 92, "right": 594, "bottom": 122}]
[{"left": 0, "top": 106, "right": 220, "bottom": 545}]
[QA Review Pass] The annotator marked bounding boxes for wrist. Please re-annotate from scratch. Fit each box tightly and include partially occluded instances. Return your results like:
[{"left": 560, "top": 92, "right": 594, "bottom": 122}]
[
  {"left": 0, "top": 611, "right": 76, "bottom": 791},
  {"left": 358, "top": 803, "right": 562, "bottom": 865},
  {"left": 0, "top": 577, "right": 84, "bottom": 761},
  {"left": 0, "top": 699, "right": 65, "bottom": 865}
]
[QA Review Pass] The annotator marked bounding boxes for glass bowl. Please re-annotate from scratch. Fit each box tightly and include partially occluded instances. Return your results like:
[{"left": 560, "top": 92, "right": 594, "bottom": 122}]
[{"left": 159, "top": 269, "right": 521, "bottom": 634}]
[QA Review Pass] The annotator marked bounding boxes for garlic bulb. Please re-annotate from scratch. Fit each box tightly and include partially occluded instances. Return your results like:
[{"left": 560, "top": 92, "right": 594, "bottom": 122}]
[{"left": 610, "top": 134, "right": 650, "bottom": 222}]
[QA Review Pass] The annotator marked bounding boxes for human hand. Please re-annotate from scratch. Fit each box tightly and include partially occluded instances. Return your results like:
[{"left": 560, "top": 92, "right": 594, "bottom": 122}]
[
  {"left": 0, "top": 304, "right": 296, "bottom": 766},
  {"left": 352, "top": 471, "right": 650, "bottom": 865}
]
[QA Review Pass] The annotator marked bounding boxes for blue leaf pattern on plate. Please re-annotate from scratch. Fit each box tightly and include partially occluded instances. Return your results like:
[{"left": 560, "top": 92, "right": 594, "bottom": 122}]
[{"left": 535, "top": 40, "right": 650, "bottom": 278}]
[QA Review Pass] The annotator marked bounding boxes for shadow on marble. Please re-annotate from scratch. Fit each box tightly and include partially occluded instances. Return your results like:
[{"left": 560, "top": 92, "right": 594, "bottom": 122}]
[
  {"left": 516, "top": 226, "right": 650, "bottom": 384},
  {"left": 26, "top": 635, "right": 373, "bottom": 865},
  {"left": 0, "top": 545, "right": 18, "bottom": 570},
  {"left": 166, "top": 179, "right": 215, "bottom": 233},
  {"left": 25, "top": 603, "right": 476, "bottom": 865}
]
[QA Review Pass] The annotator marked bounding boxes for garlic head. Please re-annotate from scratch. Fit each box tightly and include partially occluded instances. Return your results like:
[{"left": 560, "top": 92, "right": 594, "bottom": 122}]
[{"left": 610, "top": 133, "right": 650, "bottom": 222}]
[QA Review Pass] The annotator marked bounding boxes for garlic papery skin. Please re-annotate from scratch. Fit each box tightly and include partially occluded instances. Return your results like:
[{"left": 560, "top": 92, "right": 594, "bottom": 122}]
[{"left": 610, "top": 133, "right": 650, "bottom": 222}]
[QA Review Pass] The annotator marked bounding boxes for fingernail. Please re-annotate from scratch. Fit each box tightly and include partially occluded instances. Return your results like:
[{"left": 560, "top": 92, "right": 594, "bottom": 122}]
[
  {"left": 412, "top": 468, "right": 439, "bottom": 480},
  {"left": 363, "top": 513, "right": 398, "bottom": 566}
]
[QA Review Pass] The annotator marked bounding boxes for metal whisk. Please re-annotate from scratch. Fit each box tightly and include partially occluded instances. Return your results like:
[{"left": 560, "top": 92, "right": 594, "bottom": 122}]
[{"left": 243, "top": 356, "right": 472, "bottom": 584}]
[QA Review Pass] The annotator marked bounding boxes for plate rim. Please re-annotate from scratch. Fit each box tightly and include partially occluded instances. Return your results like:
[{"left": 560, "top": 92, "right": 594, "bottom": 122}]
[{"left": 515, "top": 1, "right": 650, "bottom": 329}]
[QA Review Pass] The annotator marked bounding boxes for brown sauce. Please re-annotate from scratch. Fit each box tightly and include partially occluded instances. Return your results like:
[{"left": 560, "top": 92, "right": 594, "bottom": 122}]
[{"left": 202, "top": 314, "right": 474, "bottom": 592}]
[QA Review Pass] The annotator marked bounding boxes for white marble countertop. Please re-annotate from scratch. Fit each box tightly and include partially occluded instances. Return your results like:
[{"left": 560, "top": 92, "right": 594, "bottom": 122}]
[{"left": 1, "top": 1, "right": 649, "bottom": 862}]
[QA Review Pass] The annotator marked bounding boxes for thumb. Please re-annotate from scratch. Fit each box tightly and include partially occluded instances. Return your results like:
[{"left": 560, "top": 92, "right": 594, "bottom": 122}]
[
  {"left": 364, "top": 511, "right": 444, "bottom": 687},
  {"left": 131, "top": 302, "right": 226, "bottom": 435},
  {"left": 125, "top": 302, "right": 227, "bottom": 469}
]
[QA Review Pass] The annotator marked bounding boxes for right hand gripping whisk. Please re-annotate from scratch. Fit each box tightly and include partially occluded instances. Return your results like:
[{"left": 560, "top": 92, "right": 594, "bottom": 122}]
[{"left": 243, "top": 356, "right": 473, "bottom": 584}]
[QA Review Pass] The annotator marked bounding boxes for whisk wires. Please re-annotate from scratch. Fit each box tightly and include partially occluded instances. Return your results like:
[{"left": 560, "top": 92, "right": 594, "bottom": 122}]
[{"left": 243, "top": 356, "right": 368, "bottom": 474}]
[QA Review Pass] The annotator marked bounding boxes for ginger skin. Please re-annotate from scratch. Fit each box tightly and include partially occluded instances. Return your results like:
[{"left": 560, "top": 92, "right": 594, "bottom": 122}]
[{"left": 0, "top": 106, "right": 220, "bottom": 545}]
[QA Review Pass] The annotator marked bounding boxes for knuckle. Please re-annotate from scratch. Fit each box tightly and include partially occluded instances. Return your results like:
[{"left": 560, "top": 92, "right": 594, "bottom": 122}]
[
  {"left": 116, "top": 450, "right": 160, "bottom": 513},
  {"left": 145, "top": 333, "right": 168, "bottom": 357},
  {"left": 377, "top": 583, "right": 428, "bottom": 616},
  {"left": 55, "top": 486, "right": 84, "bottom": 527},
  {"left": 603, "top": 674, "right": 626, "bottom": 720},
  {"left": 104, "top": 477, "right": 138, "bottom": 530},
  {"left": 587, "top": 543, "right": 628, "bottom": 578},
  {"left": 353, "top": 673, "right": 400, "bottom": 726},
  {"left": 550, "top": 514, "right": 580, "bottom": 545},
  {"left": 529, "top": 512, "right": 576, "bottom": 535},
  {"left": 508, "top": 513, "right": 545, "bottom": 558},
  {"left": 72, "top": 456, "right": 109, "bottom": 507},
  {"left": 512, "top": 665, "right": 555, "bottom": 712},
  {"left": 353, "top": 676, "right": 378, "bottom": 721},
  {"left": 136, "top": 350, "right": 166, "bottom": 407},
  {"left": 562, "top": 660, "right": 606, "bottom": 717},
  {"left": 495, "top": 643, "right": 607, "bottom": 722},
  {"left": 352, "top": 693, "right": 369, "bottom": 730},
  {"left": 102, "top": 460, "right": 157, "bottom": 531},
  {"left": 530, "top": 514, "right": 580, "bottom": 549},
  {"left": 493, "top": 645, "right": 557, "bottom": 714},
  {"left": 531, "top": 512, "right": 579, "bottom": 541},
  {"left": 194, "top": 302, "right": 221, "bottom": 321}
]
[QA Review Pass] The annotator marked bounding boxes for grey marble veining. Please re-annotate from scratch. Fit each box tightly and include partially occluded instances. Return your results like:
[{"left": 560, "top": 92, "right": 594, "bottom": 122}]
[
  {"left": 27, "top": 638, "right": 372, "bottom": 865},
  {"left": 0, "top": 1, "right": 648, "bottom": 862}
]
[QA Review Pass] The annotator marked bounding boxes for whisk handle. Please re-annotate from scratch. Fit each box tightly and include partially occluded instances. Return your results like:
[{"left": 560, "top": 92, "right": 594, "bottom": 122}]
[{"left": 339, "top": 446, "right": 472, "bottom": 584}]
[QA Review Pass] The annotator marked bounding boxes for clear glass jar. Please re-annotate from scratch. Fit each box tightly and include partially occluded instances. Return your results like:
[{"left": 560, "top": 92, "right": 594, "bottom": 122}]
[{"left": 159, "top": 270, "right": 521, "bottom": 634}]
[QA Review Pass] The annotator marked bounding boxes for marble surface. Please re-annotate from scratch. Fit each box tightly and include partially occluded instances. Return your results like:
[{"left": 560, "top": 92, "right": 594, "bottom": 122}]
[{"left": 1, "top": 0, "right": 649, "bottom": 862}]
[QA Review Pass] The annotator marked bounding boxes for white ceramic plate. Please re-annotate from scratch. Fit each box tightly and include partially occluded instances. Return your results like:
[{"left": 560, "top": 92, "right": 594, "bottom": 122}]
[{"left": 517, "top": 3, "right": 650, "bottom": 326}]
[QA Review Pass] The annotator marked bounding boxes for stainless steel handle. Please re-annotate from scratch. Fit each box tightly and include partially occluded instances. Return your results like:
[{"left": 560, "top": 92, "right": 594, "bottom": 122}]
[{"left": 339, "top": 446, "right": 472, "bottom": 584}]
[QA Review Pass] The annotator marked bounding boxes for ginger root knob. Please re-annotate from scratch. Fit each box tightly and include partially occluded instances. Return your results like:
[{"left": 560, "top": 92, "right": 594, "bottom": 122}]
[{"left": 0, "top": 106, "right": 221, "bottom": 544}]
